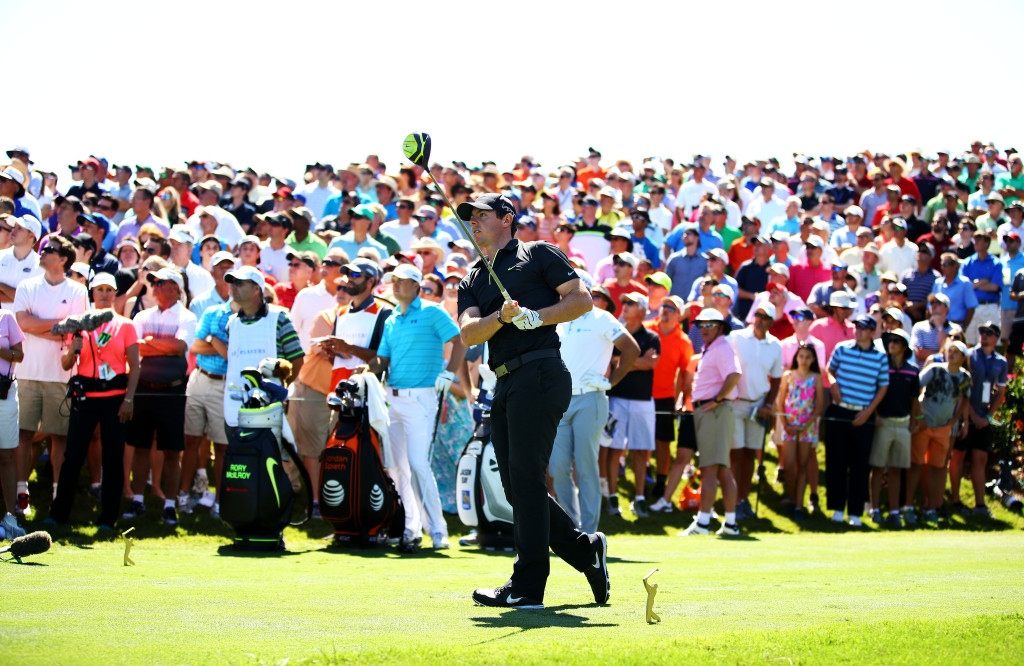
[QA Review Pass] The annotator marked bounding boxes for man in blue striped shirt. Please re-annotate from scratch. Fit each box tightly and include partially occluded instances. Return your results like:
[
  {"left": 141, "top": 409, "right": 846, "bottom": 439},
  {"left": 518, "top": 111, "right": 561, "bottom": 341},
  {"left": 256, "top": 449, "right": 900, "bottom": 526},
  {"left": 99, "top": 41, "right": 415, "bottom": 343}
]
[
  {"left": 370, "top": 263, "right": 466, "bottom": 551},
  {"left": 824, "top": 314, "right": 889, "bottom": 526}
]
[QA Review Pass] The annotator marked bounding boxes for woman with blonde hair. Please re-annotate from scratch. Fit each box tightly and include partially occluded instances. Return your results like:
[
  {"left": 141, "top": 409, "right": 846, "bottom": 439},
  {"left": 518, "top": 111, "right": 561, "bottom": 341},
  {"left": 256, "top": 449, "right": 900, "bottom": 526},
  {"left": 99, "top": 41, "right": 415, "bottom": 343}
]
[{"left": 156, "top": 187, "right": 182, "bottom": 226}]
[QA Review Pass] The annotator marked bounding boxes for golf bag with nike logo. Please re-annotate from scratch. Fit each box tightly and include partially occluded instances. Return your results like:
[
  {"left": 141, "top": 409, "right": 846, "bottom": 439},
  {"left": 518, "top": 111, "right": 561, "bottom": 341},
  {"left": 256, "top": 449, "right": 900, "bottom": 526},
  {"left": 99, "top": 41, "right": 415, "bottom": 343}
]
[
  {"left": 456, "top": 406, "right": 514, "bottom": 548},
  {"left": 320, "top": 376, "right": 403, "bottom": 548},
  {"left": 220, "top": 365, "right": 313, "bottom": 551}
]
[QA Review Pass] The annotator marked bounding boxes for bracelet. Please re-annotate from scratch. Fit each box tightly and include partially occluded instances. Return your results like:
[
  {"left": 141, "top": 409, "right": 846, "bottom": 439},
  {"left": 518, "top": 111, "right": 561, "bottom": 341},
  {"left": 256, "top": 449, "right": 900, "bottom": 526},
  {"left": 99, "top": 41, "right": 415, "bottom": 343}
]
[{"left": 496, "top": 311, "right": 508, "bottom": 325}]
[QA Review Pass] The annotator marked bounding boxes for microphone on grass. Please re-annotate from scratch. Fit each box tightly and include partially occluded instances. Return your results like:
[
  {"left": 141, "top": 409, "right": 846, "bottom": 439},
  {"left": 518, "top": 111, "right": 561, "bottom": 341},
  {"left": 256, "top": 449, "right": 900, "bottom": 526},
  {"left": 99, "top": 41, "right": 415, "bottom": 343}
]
[{"left": 0, "top": 531, "right": 52, "bottom": 563}]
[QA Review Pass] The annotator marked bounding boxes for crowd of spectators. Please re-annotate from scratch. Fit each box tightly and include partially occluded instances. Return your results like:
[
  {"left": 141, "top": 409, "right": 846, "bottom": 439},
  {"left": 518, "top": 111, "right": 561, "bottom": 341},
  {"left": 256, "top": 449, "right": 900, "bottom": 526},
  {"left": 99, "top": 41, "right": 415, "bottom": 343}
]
[{"left": 0, "top": 141, "right": 1016, "bottom": 538}]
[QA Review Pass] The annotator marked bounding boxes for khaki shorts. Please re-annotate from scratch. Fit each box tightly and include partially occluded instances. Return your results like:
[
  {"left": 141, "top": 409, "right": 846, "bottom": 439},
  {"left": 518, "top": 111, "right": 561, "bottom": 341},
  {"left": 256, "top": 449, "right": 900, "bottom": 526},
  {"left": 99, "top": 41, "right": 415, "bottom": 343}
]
[
  {"left": 288, "top": 381, "right": 334, "bottom": 459},
  {"left": 869, "top": 417, "right": 911, "bottom": 468},
  {"left": 184, "top": 370, "right": 228, "bottom": 444},
  {"left": 911, "top": 424, "right": 951, "bottom": 467},
  {"left": 694, "top": 402, "right": 734, "bottom": 468},
  {"left": 18, "top": 379, "right": 69, "bottom": 436}
]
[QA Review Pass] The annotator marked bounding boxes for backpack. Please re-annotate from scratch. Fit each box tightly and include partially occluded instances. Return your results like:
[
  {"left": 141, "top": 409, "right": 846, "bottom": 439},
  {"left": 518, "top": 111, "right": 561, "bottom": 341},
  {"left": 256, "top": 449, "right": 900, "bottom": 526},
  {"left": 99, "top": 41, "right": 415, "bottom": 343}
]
[{"left": 319, "top": 381, "right": 403, "bottom": 547}]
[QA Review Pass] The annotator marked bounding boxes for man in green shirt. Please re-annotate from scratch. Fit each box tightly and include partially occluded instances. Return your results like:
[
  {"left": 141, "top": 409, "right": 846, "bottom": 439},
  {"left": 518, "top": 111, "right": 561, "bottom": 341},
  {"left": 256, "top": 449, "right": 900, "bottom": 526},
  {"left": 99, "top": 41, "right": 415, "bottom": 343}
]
[
  {"left": 713, "top": 203, "right": 741, "bottom": 253},
  {"left": 923, "top": 178, "right": 964, "bottom": 223},
  {"left": 995, "top": 154, "right": 1024, "bottom": 204},
  {"left": 285, "top": 207, "right": 328, "bottom": 259}
]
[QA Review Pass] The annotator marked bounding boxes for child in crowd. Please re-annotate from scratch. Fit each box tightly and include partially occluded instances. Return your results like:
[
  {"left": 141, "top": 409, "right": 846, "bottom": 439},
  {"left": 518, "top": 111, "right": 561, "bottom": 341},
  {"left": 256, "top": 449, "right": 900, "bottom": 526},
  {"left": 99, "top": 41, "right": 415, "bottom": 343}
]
[{"left": 777, "top": 343, "right": 824, "bottom": 519}]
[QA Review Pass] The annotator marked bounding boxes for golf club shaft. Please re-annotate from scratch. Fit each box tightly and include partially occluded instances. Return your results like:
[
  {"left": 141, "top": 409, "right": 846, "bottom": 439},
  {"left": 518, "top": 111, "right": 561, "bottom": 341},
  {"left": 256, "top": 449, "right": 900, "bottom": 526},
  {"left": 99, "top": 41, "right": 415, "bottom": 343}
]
[{"left": 422, "top": 170, "right": 514, "bottom": 303}]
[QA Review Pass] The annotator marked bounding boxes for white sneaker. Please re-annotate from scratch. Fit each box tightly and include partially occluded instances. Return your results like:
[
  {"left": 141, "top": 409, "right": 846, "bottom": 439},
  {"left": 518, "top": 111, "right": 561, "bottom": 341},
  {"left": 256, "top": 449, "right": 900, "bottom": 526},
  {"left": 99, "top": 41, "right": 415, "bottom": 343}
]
[
  {"left": 678, "top": 519, "right": 711, "bottom": 536},
  {"left": 830, "top": 511, "right": 845, "bottom": 522},
  {"left": 716, "top": 522, "right": 740, "bottom": 537},
  {"left": 649, "top": 497, "right": 674, "bottom": 513},
  {"left": 1, "top": 513, "right": 25, "bottom": 540},
  {"left": 197, "top": 490, "right": 216, "bottom": 508},
  {"left": 430, "top": 532, "right": 450, "bottom": 550},
  {"left": 210, "top": 503, "right": 220, "bottom": 520},
  {"left": 848, "top": 516, "right": 863, "bottom": 527}
]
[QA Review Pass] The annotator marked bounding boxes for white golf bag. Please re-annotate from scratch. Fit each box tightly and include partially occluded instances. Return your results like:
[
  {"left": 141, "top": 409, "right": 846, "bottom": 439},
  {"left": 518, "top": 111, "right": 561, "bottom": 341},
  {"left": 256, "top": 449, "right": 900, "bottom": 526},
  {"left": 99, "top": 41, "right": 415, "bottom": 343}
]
[{"left": 456, "top": 407, "right": 514, "bottom": 548}]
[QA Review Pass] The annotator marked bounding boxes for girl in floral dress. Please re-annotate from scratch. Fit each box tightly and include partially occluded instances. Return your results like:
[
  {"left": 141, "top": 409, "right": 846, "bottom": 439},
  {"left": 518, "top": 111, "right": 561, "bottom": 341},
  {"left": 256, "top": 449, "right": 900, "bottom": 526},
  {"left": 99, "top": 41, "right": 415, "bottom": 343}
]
[{"left": 776, "top": 344, "right": 824, "bottom": 518}]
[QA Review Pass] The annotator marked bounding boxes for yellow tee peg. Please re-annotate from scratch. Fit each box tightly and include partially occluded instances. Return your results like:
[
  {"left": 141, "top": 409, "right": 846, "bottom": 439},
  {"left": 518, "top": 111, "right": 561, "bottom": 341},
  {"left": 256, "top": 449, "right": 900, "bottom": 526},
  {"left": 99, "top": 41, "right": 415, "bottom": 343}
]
[
  {"left": 643, "top": 568, "right": 661, "bottom": 623},
  {"left": 121, "top": 527, "right": 136, "bottom": 566}
]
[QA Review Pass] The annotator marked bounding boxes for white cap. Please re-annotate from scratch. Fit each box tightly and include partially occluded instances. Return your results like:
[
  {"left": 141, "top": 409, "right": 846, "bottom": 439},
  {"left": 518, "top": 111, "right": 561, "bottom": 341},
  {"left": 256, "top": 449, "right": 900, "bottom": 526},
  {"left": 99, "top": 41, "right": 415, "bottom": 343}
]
[
  {"left": 829, "top": 290, "right": 854, "bottom": 308},
  {"left": 620, "top": 291, "right": 649, "bottom": 310},
  {"left": 713, "top": 283, "right": 735, "bottom": 300},
  {"left": 224, "top": 265, "right": 266, "bottom": 290},
  {"left": 695, "top": 308, "right": 726, "bottom": 323},
  {"left": 846, "top": 205, "right": 864, "bottom": 218},
  {"left": 0, "top": 165, "right": 26, "bottom": 189},
  {"left": 13, "top": 214, "right": 41, "bottom": 241},
  {"left": 210, "top": 251, "right": 236, "bottom": 267},
  {"left": 383, "top": 263, "right": 423, "bottom": 284},
  {"left": 169, "top": 228, "right": 195, "bottom": 245},
  {"left": 754, "top": 302, "right": 776, "bottom": 319},
  {"left": 89, "top": 272, "right": 117, "bottom": 290},
  {"left": 70, "top": 262, "right": 90, "bottom": 277},
  {"left": 769, "top": 263, "right": 790, "bottom": 279},
  {"left": 705, "top": 248, "right": 729, "bottom": 263},
  {"left": 147, "top": 267, "right": 185, "bottom": 291}
]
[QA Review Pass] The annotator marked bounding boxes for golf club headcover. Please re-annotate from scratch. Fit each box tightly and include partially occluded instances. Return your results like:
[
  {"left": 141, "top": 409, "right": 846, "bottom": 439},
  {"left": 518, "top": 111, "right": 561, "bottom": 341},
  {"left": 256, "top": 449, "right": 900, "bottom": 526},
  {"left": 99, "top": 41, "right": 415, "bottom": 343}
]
[
  {"left": 511, "top": 308, "right": 542, "bottom": 330},
  {"left": 0, "top": 531, "right": 52, "bottom": 563}
]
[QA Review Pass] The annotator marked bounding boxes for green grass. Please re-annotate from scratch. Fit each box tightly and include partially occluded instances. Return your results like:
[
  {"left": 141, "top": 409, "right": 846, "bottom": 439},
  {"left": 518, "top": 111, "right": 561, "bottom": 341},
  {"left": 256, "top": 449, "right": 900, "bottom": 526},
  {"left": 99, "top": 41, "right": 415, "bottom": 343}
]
[{"left": 4, "top": 449, "right": 1023, "bottom": 664}]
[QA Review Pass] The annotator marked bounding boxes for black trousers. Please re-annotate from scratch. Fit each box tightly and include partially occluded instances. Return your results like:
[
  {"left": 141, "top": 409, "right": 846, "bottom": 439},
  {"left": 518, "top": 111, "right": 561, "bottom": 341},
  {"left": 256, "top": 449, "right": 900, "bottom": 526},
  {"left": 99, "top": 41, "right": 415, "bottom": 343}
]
[
  {"left": 823, "top": 404, "right": 875, "bottom": 516},
  {"left": 51, "top": 395, "right": 126, "bottom": 527},
  {"left": 490, "top": 356, "right": 592, "bottom": 600}
]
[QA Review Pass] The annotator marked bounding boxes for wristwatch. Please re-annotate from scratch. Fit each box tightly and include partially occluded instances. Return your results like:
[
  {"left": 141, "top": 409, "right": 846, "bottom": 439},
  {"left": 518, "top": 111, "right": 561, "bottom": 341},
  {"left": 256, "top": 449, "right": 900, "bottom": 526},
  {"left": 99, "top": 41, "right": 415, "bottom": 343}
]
[{"left": 496, "top": 311, "right": 508, "bottom": 325}]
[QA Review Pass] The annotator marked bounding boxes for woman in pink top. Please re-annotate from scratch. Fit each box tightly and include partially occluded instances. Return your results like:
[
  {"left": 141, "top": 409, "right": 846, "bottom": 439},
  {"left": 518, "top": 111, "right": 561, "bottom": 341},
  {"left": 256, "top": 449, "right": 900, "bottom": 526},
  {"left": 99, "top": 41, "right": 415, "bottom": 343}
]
[
  {"left": 0, "top": 309, "right": 25, "bottom": 519},
  {"left": 808, "top": 291, "right": 855, "bottom": 370},
  {"left": 48, "top": 273, "right": 140, "bottom": 530}
]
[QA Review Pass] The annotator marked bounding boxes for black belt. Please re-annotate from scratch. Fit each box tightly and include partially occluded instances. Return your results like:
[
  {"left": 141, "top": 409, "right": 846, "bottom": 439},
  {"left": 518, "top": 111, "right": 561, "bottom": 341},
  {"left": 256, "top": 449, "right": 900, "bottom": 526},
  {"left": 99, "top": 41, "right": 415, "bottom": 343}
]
[
  {"left": 493, "top": 349, "right": 559, "bottom": 378},
  {"left": 693, "top": 398, "right": 730, "bottom": 408},
  {"left": 198, "top": 367, "right": 225, "bottom": 381},
  {"left": 139, "top": 379, "right": 185, "bottom": 390}
]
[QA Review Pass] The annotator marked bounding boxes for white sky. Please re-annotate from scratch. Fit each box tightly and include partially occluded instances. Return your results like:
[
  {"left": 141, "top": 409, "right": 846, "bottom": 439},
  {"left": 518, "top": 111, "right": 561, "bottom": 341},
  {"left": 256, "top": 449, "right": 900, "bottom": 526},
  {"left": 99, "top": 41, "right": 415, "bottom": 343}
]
[{"left": 6, "top": 0, "right": 1023, "bottom": 183}]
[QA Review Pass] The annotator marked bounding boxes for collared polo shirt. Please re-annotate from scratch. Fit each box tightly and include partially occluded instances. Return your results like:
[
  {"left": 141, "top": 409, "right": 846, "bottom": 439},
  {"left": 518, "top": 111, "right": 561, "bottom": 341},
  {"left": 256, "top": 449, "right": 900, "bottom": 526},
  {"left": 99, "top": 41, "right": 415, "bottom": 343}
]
[
  {"left": 828, "top": 340, "right": 889, "bottom": 406},
  {"left": 692, "top": 333, "right": 740, "bottom": 402},
  {"left": 966, "top": 345, "right": 1007, "bottom": 414},
  {"left": 876, "top": 357, "right": 920, "bottom": 418},
  {"left": 194, "top": 302, "right": 233, "bottom": 375},
  {"left": 1000, "top": 252, "right": 1024, "bottom": 310},
  {"left": 558, "top": 309, "right": 627, "bottom": 392},
  {"left": 962, "top": 253, "right": 1002, "bottom": 304},
  {"left": 664, "top": 250, "right": 708, "bottom": 301},
  {"left": 931, "top": 275, "right": 979, "bottom": 321},
  {"left": 378, "top": 296, "right": 459, "bottom": 388},
  {"left": 728, "top": 326, "right": 782, "bottom": 402}
]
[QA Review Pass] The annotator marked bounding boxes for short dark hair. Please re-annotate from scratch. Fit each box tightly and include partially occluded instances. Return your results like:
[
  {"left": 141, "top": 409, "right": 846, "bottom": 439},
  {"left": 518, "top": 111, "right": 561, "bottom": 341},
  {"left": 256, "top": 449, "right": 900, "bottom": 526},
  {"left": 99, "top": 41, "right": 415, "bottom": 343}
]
[
  {"left": 47, "top": 235, "right": 77, "bottom": 272},
  {"left": 146, "top": 236, "right": 171, "bottom": 259}
]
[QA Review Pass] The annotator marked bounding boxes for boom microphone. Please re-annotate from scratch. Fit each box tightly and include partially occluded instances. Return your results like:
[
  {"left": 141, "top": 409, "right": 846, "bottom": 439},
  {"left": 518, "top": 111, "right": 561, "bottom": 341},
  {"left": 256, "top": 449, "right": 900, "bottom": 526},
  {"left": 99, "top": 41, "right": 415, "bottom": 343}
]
[
  {"left": 0, "top": 531, "right": 52, "bottom": 563},
  {"left": 51, "top": 309, "right": 114, "bottom": 336}
]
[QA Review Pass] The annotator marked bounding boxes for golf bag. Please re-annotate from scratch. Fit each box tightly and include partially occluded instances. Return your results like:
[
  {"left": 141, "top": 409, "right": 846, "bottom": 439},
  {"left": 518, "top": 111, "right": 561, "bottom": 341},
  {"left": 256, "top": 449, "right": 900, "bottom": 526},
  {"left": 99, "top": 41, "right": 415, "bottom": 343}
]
[
  {"left": 319, "top": 376, "right": 404, "bottom": 547},
  {"left": 220, "top": 364, "right": 313, "bottom": 551},
  {"left": 456, "top": 406, "right": 514, "bottom": 548}
]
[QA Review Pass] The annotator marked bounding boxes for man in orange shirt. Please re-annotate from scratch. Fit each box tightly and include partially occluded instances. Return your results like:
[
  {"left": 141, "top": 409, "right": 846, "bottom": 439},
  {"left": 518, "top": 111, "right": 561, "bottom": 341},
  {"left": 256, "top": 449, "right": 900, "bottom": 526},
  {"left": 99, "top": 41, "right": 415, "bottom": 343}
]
[
  {"left": 728, "top": 217, "right": 761, "bottom": 272},
  {"left": 644, "top": 295, "right": 693, "bottom": 505},
  {"left": 576, "top": 148, "right": 607, "bottom": 191}
]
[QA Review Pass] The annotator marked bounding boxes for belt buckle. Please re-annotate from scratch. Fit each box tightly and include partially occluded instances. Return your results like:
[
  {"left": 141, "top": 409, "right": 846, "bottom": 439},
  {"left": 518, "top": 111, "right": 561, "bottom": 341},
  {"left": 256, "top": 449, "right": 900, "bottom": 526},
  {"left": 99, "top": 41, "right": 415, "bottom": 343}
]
[
  {"left": 494, "top": 364, "right": 508, "bottom": 378},
  {"left": 391, "top": 387, "right": 399, "bottom": 397}
]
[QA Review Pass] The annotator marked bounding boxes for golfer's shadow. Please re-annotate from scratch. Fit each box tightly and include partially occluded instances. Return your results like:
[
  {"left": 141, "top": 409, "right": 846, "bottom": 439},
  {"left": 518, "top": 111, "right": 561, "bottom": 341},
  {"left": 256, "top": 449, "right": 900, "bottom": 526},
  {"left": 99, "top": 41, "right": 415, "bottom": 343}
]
[{"left": 471, "top": 603, "right": 617, "bottom": 638}]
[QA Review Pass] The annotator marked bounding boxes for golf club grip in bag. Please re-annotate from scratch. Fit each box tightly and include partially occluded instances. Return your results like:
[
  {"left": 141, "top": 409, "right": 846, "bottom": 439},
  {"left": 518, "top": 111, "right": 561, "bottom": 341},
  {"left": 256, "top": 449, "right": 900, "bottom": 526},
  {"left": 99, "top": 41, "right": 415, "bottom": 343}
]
[
  {"left": 219, "top": 426, "right": 314, "bottom": 549},
  {"left": 319, "top": 407, "right": 403, "bottom": 546}
]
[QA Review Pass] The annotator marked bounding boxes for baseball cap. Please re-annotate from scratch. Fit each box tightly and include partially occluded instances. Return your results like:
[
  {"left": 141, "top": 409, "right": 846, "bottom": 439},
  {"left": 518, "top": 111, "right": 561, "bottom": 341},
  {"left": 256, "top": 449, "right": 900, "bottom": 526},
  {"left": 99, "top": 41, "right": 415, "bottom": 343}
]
[
  {"left": 928, "top": 293, "right": 951, "bottom": 307},
  {"left": 863, "top": 243, "right": 880, "bottom": 256},
  {"left": 705, "top": 248, "right": 729, "bottom": 263},
  {"left": 788, "top": 307, "right": 815, "bottom": 320},
  {"left": 448, "top": 238, "right": 475, "bottom": 253},
  {"left": 712, "top": 283, "right": 734, "bottom": 300},
  {"left": 343, "top": 257, "right": 381, "bottom": 281},
  {"left": 147, "top": 267, "right": 186, "bottom": 291},
  {"left": 852, "top": 314, "right": 877, "bottom": 330},
  {"left": 661, "top": 295, "right": 686, "bottom": 312},
  {"left": 883, "top": 328, "right": 911, "bottom": 346},
  {"left": 12, "top": 215, "right": 41, "bottom": 240},
  {"left": 613, "top": 252, "right": 637, "bottom": 267},
  {"left": 804, "top": 236, "right": 824, "bottom": 249},
  {"left": 133, "top": 177, "right": 159, "bottom": 194},
  {"left": 644, "top": 272, "right": 673, "bottom": 290},
  {"left": 769, "top": 263, "right": 790, "bottom": 279},
  {"left": 209, "top": 251, "right": 236, "bottom": 267},
  {"left": 89, "top": 272, "right": 117, "bottom": 290},
  {"left": 829, "top": 291, "right": 854, "bottom": 308},
  {"left": 575, "top": 269, "right": 594, "bottom": 291},
  {"left": 238, "top": 235, "right": 261, "bottom": 249},
  {"left": 694, "top": 308, "right": 730, "bottom": 333},
  {"left": 1006, "top": 232, "right": 1022, "bottom": 243},
  {"left": 754, "top": 302, "right": 776, "bottom": 319},
  {"left": 979, "top": 320, "right": 1001, "bottom": 337},
  {"left": 224, "top": 265, "right": 266, "bottom": 290},
  {"left": 169, "top": 228, "right": 195, "bottom": 245},
  {"left": 349, "top": 203, "right": 376, "bottom": 219},
  {"left": 947, "top": 341, "right": 969, "bottom": 357},
  {"left": 70, "top": 262, "right": 90, "bottom": 277},
  {"left": 620, "top": 292, "right": 649, "bottom": 310},
  {"left": 383, "top": 263, "right": 423, "bottom": 284},
  {"left": 845, "top": 205, "right": 864, "bottom": 217},
  {"left": 455, "top": 193, "right": 517, "bottom": 221},
  {"left": 882, "top": 307, "right": 904, "bottom": 321}
]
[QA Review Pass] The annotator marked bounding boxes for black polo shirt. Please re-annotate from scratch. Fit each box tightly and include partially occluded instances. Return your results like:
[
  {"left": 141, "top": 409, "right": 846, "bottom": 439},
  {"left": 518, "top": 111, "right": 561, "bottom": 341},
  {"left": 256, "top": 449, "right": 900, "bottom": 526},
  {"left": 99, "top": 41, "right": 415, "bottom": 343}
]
[
  {"left": 608, "top": 324, "right": 659, "bottom": 401},
  {"left": 876, "top": 357, "right": 920, "bottom": 418},
  {"left": 458, "top": 239, "right": 577, "bottom": 368}
]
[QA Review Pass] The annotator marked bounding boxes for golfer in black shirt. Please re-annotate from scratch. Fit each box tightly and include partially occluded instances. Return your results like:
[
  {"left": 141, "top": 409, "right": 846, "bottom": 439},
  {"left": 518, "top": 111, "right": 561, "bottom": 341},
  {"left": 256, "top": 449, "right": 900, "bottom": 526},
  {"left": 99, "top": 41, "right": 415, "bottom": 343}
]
[{"left": 458, "top": 193, "right": 610, "bottom": 610}]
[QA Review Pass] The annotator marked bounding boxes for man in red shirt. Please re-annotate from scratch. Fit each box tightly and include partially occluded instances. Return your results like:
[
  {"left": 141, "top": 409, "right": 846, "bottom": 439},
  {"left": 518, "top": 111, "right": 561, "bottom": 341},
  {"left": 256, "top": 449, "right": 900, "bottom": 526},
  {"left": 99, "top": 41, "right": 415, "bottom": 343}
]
[
  {"left": 643, "top": 295, "right": 693, "bottom": 505},
  {"left": 885, "top": 158, "right": 922, "bottom": 204},
  {"left": 602, "top": 253, "right": 648, "bottom": 317}
]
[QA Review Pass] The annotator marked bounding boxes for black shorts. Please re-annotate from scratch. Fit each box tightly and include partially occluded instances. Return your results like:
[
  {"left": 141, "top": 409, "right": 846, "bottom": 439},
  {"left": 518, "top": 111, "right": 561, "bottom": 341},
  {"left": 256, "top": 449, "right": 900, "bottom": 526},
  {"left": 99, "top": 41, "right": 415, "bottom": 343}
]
[
  {"left": 677, "top": 412, "right": 697, "bottom": 451},
  {"left": 654, "top": 397, "right": 676, "bottom": 441},
  {"left": 1009, "top": 322, "right": 1024, "bottom": 356},
  {"left": 953, "top": 422, "right": 993, "bottom": 453},
  {"left": 127, "top": 385, "right": 187, "bottom": 451}
]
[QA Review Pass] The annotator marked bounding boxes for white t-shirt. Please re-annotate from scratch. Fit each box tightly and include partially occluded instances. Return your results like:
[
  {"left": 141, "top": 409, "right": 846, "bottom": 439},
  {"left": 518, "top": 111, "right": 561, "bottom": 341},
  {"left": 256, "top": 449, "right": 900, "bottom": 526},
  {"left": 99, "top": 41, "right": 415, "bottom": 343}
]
[
  {"left": 0, "top": 248, "right": 42, "bottom": 303},
  {"left": 379, "top": 221, "right": 416, "bottom": 252},
  {"left": 295, "top": 184, "right": 339, "bottom": 223},
  {"left": 556, "top": 308, "right": 626, "bottom": 392},
  {"left": 728, "top": 326, "right": 783, "bottom": 402},
  {"left": 12, "top": 275, "right": 88, "bottom": 382},
  {"left": 259, "top": 241, "right": 292, "bottom": 282},
  {"left": 676, "top": 180, "right": 717, "bottom": 214},
  {"left": 181, "top": 261, "right": 215, "bottom": 301},
  {"left": 290, "top": 282, "right": 336, "bottom": 352}
]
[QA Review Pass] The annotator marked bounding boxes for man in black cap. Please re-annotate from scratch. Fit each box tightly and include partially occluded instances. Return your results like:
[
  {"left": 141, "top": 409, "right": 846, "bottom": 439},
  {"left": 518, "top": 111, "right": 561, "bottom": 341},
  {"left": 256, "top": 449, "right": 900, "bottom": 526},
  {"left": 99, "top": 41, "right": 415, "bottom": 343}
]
[{"left": 457, "top": 193, "right": 609, "bottom": 610}]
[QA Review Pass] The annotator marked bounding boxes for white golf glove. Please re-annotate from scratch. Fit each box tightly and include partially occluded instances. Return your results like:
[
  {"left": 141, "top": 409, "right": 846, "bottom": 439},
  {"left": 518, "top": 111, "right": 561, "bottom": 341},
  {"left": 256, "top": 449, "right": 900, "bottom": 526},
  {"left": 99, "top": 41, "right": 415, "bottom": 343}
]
[
  {"left": 435, "top": 370, "right": 455, "bottom": 393},
  {"left": 511, "top": 307, "right": 542, "bottom": 330}
]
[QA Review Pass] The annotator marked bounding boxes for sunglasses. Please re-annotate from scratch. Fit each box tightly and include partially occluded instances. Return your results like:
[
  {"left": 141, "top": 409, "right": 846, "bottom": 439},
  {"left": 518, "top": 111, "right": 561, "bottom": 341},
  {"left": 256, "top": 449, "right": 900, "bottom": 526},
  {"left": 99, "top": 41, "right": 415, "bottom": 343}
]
[
  {"left": 267, "top": 219, "right": 285, "bottom": 227},
  {"left": 96, "top": 204, "right": 114, "bottom": 211},
  {"left": 342, "top": 269, "right": 364, "bottom": 278},
  {"left": 631, "top": 214, "right": 646, "bottom": 220},
  {"left": 612, "top": 259, "right": 630, "bottom": 267},
  {"left": 144, "top": 246, "right": 158, "bottom": 254},
  {"left": 980, "top": 330, "right": 998, "bottom": 337},
  {"left": 697, "top": 322, "right": 720, "bottom": 329},
  {"left": 941, "top": 261, "right": 958, "bottom": 267},
  {"left": 854, "top": 323, "right": 873, "bottom": 330},
  {"left": 416, "top": 250, "right": 434, "bottom": 256},
  {"left": 289, "top": 261, "right": 310, "bottom": 269},
  {"left": 421, "top": 287, "right": 436, "bottom": 295},
  {"left": 414, "top": 215, "right": 436, "bottom": 222},
  {"left": 791, "top": 314, "right": 811, "bottom": 321},
  {"left": 40, "top": 246, "right": 59, "bottom": 254},
  {"left": 322, "top": 259, "right": 343, "bottom": 267},
  {"left": 660, "top": 304, "right": 677, "bottom": 312},
  {"left": 712, "top": 291, "right": 730, "bottom": 298},
  {"left": 754, "top": 312, "right": 774, "bottom": 320}
]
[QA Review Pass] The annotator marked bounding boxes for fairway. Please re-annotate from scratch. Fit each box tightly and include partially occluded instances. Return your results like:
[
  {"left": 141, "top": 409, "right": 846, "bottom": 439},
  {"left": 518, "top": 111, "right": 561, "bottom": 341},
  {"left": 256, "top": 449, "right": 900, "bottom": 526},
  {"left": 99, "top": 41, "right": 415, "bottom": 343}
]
[{"left": 3, "top": 525, "right": 1023, "bottom": 665}]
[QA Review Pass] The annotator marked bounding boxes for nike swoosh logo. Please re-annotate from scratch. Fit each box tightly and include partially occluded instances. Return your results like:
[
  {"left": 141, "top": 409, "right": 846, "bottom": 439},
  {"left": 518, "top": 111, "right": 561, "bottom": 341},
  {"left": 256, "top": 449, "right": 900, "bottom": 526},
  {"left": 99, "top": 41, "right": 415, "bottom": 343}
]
[
  {"left": 239, "top": 431, "right": 255, "bottom": 437},
  {"left": 507, "top": 595, "right": 523, "bottom": 604},
  {"left": 592, "top": 553, "right": 601, "bottom": 569},
  {"left": 266, "top": 459, "right": 281, "bottom": 507}
]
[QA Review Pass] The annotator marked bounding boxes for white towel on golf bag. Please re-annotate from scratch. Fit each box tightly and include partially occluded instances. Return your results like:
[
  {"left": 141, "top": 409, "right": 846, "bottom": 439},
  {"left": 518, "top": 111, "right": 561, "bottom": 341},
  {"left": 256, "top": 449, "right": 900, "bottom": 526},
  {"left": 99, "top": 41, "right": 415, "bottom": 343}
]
[{"left": 352, "top": 372, "right": 393, "bottom": 469}]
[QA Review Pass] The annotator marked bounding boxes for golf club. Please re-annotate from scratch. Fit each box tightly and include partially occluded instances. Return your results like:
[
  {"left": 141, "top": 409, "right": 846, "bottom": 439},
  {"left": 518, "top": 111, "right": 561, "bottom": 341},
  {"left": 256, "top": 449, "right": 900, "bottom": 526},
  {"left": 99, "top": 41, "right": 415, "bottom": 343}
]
[{"left": 402, "top": 132, "right": 513, "bottom": 303}]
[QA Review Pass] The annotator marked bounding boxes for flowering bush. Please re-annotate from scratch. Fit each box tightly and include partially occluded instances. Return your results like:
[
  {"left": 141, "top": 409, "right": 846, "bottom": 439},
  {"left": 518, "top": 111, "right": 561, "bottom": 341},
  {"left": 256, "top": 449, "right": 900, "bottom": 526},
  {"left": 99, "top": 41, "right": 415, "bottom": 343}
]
[{"left": 995, "top": 358, "right": 1024, "bottom": 489}]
